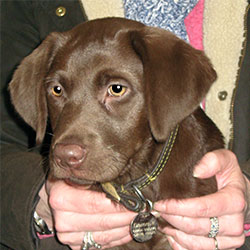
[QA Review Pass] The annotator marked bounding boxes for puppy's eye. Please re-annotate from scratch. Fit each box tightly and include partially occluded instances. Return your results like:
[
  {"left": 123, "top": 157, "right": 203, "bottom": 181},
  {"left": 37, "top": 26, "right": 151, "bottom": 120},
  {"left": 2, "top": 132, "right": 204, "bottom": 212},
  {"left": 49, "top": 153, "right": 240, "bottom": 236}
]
[
  {"left": 108, "top": 85, "right": 127, "bottom": 97},
  {"left": 51, "top": 86, "right": 63, "bottom": 97}
]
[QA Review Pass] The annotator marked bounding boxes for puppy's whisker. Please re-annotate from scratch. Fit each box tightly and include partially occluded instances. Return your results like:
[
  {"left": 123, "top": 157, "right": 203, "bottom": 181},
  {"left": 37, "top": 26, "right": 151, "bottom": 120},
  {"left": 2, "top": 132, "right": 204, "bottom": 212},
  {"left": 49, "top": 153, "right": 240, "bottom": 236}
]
[{"left": 46, "top": 132, "right": 54, "bottom": 137}]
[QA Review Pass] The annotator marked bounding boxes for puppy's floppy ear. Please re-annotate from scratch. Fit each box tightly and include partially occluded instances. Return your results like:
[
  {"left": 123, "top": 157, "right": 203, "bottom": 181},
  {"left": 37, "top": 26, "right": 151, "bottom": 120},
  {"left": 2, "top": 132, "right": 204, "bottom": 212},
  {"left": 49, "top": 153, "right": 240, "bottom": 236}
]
[
  {"left": 9, "top": 32, "right": 65, "bottom": 144},
  {"left": 131, "top": 27, "right": 217, "bottom": 142}
]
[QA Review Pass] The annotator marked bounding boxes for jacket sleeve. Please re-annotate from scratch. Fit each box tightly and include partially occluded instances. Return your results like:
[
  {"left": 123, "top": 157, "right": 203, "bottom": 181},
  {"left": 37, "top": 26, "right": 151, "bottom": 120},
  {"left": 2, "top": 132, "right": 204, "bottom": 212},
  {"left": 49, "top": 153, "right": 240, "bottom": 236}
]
[
  {"left": 242, "top": 160, "right": 250, "bottom": 179},
  {"left": 0, "top": 1, "right": 84, "bottom": 249},
  {"left": 1, "top": 1, "right": 44, "bottom": 249}
]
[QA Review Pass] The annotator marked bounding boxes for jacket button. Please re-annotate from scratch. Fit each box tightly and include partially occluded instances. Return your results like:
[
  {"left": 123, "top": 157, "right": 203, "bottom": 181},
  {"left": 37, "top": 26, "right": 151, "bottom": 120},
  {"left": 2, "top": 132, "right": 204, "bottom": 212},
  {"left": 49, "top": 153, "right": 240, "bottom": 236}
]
[
  {"left": 218, "top": 91, "right": 228, "bottom": 101},
  {"left": 56, "top": 6, "right": 66, "bottom": 17}
]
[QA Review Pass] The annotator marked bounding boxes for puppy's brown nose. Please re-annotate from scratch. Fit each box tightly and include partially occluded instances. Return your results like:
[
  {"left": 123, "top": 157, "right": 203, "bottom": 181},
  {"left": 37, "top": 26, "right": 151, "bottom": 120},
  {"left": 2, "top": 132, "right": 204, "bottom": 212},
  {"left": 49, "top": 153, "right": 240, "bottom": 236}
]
[{"left": 53, "top": 143, "right": 86, "bottom": 169}]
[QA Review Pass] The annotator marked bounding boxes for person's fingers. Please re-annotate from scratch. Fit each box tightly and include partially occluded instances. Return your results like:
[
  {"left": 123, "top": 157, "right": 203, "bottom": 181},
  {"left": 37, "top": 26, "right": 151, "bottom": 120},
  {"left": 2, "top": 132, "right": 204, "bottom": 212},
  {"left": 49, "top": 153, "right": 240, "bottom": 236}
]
[
  {"left": 94, "top": 226, "right": 132, "bottom": 246},
  {"left": 154, "top": 151, "right": 246, "bottom": 218},
  {"left": 69, "top": 245, "right": 80, "bottom": 250},
  {"left": 48, "top": 180, "right": 129, "bottom": 214},
  {"left": 163, "top": 227, "right": 245, "bottom": 250},
  {"left": 193, "top": 150, "right": 245, "bottom": 191},
  {"left": 57, "top": 226, "right": 131, "bottom": 246},
  {"left": 54, "top": 210, "right": 136, "bottom": 232},
  {"left": 154, "top": 186, "right": 246, "bottom": 218},
  {"left": 160, "top": 213, "right": 244, "bottom": 237},
  {"left": 56, "top": 232, "right": 82, "bottom": 246},
  {"left": 193, "top": 150, "right": 237, "bottom": 178},
  {"left": 167, "top": 236, "right": 188, "bottom": 250},
  {"left": 102, "top": 234, "right": 132, "bottom": 249},
  {"left": 67, "top": 234, "right": 132, "bottom": 250}
]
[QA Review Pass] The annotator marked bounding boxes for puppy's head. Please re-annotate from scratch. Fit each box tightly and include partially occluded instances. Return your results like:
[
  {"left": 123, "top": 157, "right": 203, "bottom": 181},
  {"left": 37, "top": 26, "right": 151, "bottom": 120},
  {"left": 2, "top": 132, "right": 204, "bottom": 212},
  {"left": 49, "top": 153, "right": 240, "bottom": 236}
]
[{"left": 9, "top": 18, "right": 216, "bottom": 185}]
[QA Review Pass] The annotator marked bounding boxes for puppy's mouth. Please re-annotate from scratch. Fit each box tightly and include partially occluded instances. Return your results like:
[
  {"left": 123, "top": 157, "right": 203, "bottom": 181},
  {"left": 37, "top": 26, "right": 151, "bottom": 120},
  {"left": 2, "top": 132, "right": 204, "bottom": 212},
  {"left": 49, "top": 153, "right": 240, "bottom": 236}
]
[
  {"left": 64, "top": 176, "right": 96, "bottom": 187},
  {"left": 50, "top": 166, "right": 97, "bottom": 187}
]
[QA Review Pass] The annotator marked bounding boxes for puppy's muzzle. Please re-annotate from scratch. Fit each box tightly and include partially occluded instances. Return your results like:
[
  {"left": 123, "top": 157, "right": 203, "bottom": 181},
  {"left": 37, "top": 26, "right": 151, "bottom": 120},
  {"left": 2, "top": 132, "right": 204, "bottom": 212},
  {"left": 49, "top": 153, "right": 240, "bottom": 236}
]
[{"left": 53, "top": 143, "right": 86, "bottom": 169}]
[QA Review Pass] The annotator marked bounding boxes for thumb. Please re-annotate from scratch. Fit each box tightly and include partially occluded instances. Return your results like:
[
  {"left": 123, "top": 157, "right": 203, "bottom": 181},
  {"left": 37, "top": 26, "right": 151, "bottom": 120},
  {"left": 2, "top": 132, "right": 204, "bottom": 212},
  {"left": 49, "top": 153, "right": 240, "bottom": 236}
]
[{"left": 193, "top": 149, "right": 238, "bottom": 179}]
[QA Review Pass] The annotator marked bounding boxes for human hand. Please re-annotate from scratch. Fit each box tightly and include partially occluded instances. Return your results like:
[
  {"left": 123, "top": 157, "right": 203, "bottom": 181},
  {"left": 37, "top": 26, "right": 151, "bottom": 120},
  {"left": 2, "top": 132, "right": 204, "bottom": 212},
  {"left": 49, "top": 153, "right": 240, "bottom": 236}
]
[
  {"left": 46, "top": 180, "right": 136, "bottom": 250},
  {"left": 154, "top": 149, "right": 249, "bottom": 250}
]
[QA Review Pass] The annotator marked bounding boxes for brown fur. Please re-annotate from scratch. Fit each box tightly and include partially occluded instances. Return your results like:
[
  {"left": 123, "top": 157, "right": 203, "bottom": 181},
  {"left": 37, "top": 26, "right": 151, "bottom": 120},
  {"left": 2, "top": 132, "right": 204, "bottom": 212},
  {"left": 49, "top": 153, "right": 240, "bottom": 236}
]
[{"left": 9, "top": 18, "right": 224, "bottom": 249}]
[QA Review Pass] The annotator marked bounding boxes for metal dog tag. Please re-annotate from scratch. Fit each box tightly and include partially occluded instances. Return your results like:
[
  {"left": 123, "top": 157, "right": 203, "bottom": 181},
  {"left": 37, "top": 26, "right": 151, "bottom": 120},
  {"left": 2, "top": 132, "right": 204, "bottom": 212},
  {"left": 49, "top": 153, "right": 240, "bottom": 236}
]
[{"left": 130, "top": 211, "right": 158, "bottom": 243}]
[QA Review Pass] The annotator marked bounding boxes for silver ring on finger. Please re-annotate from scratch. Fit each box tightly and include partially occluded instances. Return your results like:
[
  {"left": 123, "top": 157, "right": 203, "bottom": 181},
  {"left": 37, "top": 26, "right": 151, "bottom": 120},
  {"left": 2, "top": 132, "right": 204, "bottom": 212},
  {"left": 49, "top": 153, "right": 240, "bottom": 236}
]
[
  {"left": 213, "top": 236, "right": 219, "bottom": 250},
  {"left": 208, "top": 217, "right": 219, "bottom": 238},
  {"left": 82, "top": 232, "right": 102, "bottom": 250}
]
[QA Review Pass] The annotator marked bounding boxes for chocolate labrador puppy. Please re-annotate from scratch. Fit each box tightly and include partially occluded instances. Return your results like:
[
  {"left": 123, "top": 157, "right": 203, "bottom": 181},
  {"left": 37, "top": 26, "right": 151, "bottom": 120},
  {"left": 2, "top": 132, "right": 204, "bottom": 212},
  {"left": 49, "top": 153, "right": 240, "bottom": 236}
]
[{"left": 9, "top": 18, "right": 224, "bottom": 249}]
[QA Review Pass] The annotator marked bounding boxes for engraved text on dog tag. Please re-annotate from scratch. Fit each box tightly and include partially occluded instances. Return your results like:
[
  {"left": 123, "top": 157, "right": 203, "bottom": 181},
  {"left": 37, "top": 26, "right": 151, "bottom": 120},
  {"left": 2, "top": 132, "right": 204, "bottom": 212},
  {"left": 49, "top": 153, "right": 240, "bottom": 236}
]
[{"left": 130, "top": 212, "right": 158, "bottom": 243}]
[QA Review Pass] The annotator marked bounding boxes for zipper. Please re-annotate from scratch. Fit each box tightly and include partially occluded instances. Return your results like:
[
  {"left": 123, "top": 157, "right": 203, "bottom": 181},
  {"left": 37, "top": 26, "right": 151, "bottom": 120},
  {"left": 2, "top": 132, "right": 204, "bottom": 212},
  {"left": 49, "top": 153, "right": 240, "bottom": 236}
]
[{"left": 229, "top": 4, "right": 249, "bottom": 150}]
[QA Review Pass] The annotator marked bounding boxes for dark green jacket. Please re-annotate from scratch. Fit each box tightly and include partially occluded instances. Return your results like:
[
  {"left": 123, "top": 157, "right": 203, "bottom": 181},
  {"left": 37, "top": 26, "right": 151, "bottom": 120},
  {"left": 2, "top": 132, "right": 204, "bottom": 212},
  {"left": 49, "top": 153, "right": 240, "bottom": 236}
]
[
  {"left": 1, "top": 1, "right": 85, "bottom": 249},
  {"left": 1, "top": 1, "right": 249, "bottom": 249}
]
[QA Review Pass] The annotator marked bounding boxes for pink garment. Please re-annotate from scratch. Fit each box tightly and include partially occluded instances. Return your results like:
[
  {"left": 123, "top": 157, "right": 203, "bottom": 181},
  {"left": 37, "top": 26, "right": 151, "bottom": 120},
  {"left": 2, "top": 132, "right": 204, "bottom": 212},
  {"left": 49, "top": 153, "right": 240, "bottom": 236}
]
[
  {"left": 37, "top": 232, "right": 54, "bottom": 239},
  {"left": 184, "top": 0, "right": 204, "bottom": 51},
  {"left": 244, "top": 224, "right": 250, "bottom": 237},
  {"left": 184, "top": 0, "right": 206, "bottom": 109}
]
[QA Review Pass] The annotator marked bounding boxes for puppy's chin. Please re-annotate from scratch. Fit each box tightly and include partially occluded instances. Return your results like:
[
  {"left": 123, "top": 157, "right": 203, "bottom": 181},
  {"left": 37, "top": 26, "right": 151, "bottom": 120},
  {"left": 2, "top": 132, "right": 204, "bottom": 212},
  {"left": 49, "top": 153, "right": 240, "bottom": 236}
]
[
  {"left": 48, "top": 170, "right": 96, "bottom": 188},
  {"left": 64, "top": 177, "right": 96, "bottom": 187}
]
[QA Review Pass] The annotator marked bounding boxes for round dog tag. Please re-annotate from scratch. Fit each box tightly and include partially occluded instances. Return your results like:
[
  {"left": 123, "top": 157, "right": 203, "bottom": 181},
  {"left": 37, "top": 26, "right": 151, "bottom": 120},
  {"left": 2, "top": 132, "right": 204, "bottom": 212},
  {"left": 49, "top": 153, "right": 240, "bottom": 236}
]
[{"left": 130, "top": 212, "right": 158, "bottom": 243}]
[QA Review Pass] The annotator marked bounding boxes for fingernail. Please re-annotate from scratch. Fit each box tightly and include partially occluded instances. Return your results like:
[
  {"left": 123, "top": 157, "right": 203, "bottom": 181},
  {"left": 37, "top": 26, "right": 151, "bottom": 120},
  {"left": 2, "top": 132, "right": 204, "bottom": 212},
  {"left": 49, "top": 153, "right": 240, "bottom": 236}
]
[
  {"left": 153, "top": 200, "right": 166, "bottom": 212},
  {"left": 151, "top": 211, "right": 161, "bottom": 218},
  {"left": 167, "top": 235, "right": 175, "bottom": 247},
  {"left": 193, "top": 165, "right": 206, "bottom": 178}
]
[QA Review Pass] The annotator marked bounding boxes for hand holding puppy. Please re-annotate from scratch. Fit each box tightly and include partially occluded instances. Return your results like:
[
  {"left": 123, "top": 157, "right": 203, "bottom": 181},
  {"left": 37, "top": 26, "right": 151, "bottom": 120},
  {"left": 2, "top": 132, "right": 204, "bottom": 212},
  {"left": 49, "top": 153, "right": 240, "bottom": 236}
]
[{"left": 154, "top": 149, "right": 249, "bottom": 250}]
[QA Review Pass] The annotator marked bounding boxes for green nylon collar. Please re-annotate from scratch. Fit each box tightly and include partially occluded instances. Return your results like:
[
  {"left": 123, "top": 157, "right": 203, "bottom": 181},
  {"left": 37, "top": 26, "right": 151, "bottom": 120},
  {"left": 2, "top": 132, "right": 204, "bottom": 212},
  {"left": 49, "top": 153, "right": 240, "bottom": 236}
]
[{"left": 101, "top": 125, "right": 179, "bottom": 212}]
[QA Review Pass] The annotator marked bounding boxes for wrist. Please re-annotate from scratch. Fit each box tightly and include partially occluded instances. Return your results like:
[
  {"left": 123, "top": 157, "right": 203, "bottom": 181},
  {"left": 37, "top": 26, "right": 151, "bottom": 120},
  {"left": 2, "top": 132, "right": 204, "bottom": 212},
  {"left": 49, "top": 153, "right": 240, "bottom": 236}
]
[
  {"left": 33, "top": 211, "right": 54, "bottom": 238},
  {"left": 34, "top": 184, "right": 54, "bottom": 239}
]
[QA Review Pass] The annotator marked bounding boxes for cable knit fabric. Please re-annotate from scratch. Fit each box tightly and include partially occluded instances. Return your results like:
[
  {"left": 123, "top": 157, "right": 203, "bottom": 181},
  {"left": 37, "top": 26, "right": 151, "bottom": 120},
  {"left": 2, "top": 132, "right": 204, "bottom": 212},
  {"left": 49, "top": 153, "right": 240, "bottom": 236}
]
[{"left": 123, "top": 0, "right": 198, "bottom": 42}]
